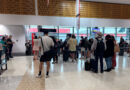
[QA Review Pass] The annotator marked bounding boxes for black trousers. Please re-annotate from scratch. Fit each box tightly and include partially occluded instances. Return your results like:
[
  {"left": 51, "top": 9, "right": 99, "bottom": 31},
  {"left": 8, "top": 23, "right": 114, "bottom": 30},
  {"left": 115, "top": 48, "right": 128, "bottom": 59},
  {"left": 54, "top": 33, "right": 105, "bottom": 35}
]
[
  {"left": 9, "top": 46, "right": 13, "bottom": 57},
  {"left": 95, "top": 55, "right": 103, "bottom": 72},
  {"left": 63, "top": 50, "right": 69, "bottom": 62},
  {"left": 0, "top": 50, "right": 2, "bottom": 64}
]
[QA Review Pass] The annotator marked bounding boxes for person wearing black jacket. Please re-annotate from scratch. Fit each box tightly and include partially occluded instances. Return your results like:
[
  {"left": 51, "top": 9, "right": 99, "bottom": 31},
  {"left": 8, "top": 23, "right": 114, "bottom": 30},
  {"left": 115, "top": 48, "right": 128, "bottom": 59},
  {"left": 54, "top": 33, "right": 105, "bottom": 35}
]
[
  {"left": 63, "top": 36, "right": 70, "bottom": 62},
  {"left": 51, "top": 37, "right": 59, "bottom": 64},
  {"left": 104, "top": 35, "right": 114, "bottom": 72},
  {"left": 7, "top": 35, "right": 14, "bottom": 58},
  {"left": 80, "top": 37, "right": 86, "bottom": 58}
]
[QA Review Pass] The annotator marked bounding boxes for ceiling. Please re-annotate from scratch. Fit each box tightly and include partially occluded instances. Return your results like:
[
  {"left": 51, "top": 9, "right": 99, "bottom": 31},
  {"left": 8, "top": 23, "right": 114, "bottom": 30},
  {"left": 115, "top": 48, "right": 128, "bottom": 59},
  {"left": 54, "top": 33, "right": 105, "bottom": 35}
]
[{"left": 83, "top": 0, "right": 130, "bottom": 4}]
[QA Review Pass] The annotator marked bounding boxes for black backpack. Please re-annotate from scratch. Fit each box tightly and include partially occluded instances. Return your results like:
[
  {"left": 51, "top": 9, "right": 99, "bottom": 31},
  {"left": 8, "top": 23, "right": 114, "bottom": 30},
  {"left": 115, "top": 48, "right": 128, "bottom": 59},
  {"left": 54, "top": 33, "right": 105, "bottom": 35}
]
[{"left": 94, "top": 38, "right": 105, "bottom": 56}]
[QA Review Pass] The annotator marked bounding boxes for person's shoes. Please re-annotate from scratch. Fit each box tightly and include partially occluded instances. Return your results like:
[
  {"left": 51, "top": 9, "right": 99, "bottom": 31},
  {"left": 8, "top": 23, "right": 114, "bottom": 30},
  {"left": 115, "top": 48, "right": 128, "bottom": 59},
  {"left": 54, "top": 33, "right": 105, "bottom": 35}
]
[
  {"left": 94, "top": 71, "right": 98, "bottom": 73},
  {"left": 55, "top": 61, "right": 58, "bottom": 64},
  {"left": 112, "top": 67, "right": 115, "bottom": 69},
  {"left": 101, "top": 71, "right": 104, "bottom": 73},
  {"left": 36, "top": 74, "right": 42, "bottom": 78},
  {"left": 108, "top": 68, "right": 112, "bottom": 72},
  {"left": 10, "top": 56, "right": 13, "bottom": 58},
  {"left": 52, "top": 62, "right": 55, "bottom": 64},
  {"left": 104, "top": 69, "right": 109, "bottom": 72}
]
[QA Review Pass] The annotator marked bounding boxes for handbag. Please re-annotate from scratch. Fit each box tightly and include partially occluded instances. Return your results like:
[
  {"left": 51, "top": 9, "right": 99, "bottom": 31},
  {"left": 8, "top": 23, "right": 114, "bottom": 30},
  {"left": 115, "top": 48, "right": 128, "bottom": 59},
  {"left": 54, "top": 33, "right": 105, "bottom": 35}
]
[{"left": 114, "top": 44, "right": 120, "bottom": 52}]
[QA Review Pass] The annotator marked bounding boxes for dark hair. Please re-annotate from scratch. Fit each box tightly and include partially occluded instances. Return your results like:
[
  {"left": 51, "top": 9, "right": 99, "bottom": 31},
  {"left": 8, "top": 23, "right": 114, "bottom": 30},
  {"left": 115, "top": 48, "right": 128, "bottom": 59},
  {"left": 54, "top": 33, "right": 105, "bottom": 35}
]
[
  {"left": 72, "top": 34, "right": 75, "bottom": 38},
  {"left": 105, "top": 34, "right": 111, "bottom": 40},
  {"left": 44, "top": 31, "right": 48, "bottom": 35},
  {"left": 85, "top": 37, "right": 88, "bottom": 40},
  {"left": 2, "top": 37, "right": 5, "bottom": 41},
  {"left": 35, "top": 36, "right": 37, "bottom": 39},
  {"left": 81, "top": 36, "right": 83, "bottom": 39},
  {"left": 111, "top": 36, "right": 115, "bottom": 41}
]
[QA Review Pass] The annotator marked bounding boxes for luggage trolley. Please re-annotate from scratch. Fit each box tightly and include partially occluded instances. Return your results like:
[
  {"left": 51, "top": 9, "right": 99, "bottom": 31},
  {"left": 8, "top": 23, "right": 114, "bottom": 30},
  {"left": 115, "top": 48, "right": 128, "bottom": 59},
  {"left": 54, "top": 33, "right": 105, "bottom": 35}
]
[{"left": 0, "top": 52, "right": 7, "bottom": 75}]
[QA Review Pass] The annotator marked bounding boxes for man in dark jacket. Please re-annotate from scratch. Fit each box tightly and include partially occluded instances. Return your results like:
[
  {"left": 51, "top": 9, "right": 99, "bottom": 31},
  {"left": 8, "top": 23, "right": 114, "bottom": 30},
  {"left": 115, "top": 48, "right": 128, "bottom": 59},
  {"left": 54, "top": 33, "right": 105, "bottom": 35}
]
[
  {"left": 91, "top": 32, "right": 106, "bottom": 73},
  {"left": 104, "top": 35, "right": 114, "bottom": 72}
]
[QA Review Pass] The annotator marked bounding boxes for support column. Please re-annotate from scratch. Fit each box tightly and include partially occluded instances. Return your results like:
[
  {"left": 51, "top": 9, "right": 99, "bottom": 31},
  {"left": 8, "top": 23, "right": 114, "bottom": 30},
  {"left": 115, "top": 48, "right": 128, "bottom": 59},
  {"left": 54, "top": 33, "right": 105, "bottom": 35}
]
[
  {"left": 58, "top": 26, "right": 59, "bottom": 40},
  {"left": 87, "top": 27, "right": 88, "bottom": 38},
  {"left": 76, "top": 0, "right": 80, "bottom": 43},
  {"left": 115, "top": 27, "right": 118, "bottom": 40},
  {"left": 35, "top": 0, "right": 38, "bottom": 16},
  {"left": 103, "top": 27, "right": 105, "bottom": 36},
  {"left": 73, "top": 27, "right": 74, "bottom": 34}
]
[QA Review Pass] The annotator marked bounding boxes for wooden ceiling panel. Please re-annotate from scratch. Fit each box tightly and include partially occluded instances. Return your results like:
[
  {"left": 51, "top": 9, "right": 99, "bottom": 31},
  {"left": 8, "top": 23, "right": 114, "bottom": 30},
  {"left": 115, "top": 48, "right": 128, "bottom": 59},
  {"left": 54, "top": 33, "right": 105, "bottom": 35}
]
[{"left": 0, "top": 0, "right": 35, "bottom": 15}]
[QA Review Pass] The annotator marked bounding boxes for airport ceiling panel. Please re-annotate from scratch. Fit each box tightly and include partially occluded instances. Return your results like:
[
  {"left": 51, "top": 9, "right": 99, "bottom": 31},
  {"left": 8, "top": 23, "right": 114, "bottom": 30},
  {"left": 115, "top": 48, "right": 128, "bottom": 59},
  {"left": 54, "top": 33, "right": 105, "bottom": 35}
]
[
  {"left": 38, "top": 0, "right": 76, "bottom": 17},
  {"left": 80, "top": 2, "right": 130, "bottom": 19},
  {"left": 0, "top": 0, "right": 35, "bottom": 15}
]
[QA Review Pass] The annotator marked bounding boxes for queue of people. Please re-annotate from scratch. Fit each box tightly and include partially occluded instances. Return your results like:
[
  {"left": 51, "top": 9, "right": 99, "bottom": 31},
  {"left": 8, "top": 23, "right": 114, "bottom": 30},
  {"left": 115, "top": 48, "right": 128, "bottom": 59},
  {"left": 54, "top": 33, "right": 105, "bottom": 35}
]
[{"left": 32, "top": 31, "right": 129, "bottom": 78}]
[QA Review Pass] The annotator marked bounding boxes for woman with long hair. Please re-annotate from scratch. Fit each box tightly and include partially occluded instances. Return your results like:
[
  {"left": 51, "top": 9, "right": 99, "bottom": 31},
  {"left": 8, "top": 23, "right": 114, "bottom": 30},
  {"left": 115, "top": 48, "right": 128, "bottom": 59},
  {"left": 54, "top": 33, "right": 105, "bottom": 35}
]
[{"left": 33, "top": 36, "right": 40, "bottom": 60}]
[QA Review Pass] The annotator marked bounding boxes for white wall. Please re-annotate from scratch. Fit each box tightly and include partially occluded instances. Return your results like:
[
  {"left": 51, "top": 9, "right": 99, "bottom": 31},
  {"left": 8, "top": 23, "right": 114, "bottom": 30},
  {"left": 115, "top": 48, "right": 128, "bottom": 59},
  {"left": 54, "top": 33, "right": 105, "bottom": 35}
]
[
  {"left": 0, "top": 25, "right": 25, "bottom": 53},
  {"left": 0, "top": 14, "right": 130, "bottom": 27}
]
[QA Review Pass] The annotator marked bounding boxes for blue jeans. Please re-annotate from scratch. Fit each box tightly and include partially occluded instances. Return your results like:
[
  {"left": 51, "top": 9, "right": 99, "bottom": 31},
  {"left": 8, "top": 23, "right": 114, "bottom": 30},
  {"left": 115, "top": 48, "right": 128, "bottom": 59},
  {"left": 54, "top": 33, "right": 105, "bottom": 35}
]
[{"left": 105, "top": 57, "right": 112, "bottom": 69}]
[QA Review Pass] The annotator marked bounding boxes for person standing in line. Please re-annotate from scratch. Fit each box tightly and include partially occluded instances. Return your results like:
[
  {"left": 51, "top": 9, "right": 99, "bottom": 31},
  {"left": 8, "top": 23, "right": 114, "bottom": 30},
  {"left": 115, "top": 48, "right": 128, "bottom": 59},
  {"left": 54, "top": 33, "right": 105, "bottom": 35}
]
[
  {"left": 111, "top": 36, "right": 117, "bottom": 69},
  {"left": 91, "top": 32, "right": 106, "bottom": 73},
  {"left": 5, "top": 36, "right": 9, "bottom": 60},
  {"left": 80, "top": 36, "right": 86, "bottom": 59},
  {"left": 128, "top": 43, "right": 130, "bottom": 57},
  {"left": 51, "top": 37, "right": 58, "bottom": 64},
  {"left": 0, "top": 37, "right": 7, "bottom": 54},
  {"left": 63, "top": 36, "right": 70, "bottom": 62},
  {"left": 67, "top": 34, "right": 77, "bottom": 62},
  {"left": 84, "top": 37, "right": 89, "bottom": 59},
  {"left": 0, "top": 41, "right": 3, "bottom": 64},
  {"left": 7, "top": 35, "right": 14, "bottom": 58},
  {"left": 37, "top": 31, "right": 54, "bottom": 78},
  {"left": 33, "top": 36, "right": 40, "bottom": 60},
  {"left": 104, "top": 35, "right": 114, "bottom": 72}
]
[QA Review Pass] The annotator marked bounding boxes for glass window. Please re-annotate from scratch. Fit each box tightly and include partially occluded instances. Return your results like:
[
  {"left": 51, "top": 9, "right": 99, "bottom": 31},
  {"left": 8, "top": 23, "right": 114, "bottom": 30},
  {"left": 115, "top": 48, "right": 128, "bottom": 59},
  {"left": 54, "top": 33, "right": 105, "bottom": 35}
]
[
  {"left": 59, "top": 26, "right": 73, "bottom": 41},
  {"left": 104, "top": 27, "right": 116, "bottom": 34},
  {"left": 117, "top": 27, "right": 127, "bottom": 43}
]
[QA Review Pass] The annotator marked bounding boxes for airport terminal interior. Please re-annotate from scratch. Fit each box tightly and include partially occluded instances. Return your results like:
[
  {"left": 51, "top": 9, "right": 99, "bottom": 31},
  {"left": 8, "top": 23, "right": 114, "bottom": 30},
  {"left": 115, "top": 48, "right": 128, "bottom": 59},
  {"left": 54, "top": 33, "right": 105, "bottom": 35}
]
[{"left": 0, "top": 0, "right": 130, "bottom": 90}]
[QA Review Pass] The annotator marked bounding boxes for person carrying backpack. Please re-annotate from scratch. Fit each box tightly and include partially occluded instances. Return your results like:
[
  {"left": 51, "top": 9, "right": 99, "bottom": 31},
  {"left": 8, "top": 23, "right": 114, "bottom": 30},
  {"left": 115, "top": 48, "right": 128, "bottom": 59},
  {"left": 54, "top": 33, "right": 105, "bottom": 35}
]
[{"left": 91, "top": 32, "right": 106, "bottom": 73}]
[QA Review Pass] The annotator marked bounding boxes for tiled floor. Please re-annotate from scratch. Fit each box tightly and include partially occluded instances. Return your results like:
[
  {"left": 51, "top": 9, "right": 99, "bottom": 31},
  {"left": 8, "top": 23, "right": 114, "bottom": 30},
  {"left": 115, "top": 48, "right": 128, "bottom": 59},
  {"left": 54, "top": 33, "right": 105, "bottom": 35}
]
[
  {"left": 46, "top": 53, "right": 130, "bottom": 90},
  {"left": 0, "top": 53, "right": 130, "bottom": 90}
]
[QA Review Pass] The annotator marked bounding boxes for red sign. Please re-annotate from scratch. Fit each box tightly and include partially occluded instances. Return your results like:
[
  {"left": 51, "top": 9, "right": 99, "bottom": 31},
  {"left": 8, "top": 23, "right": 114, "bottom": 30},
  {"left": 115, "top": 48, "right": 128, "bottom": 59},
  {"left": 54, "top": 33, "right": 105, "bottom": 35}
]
[
  {"left": 117, "top": 34, "right": 126, "bottom": 37},
  {"left": 75, "top": 34, "right": 87, "bottom": 37},
  {"left": 56, "top": 29, "right": 70, "bottom": 33},
  {"left": 29, "top": 28, "right": 38, "bottom": 32}
]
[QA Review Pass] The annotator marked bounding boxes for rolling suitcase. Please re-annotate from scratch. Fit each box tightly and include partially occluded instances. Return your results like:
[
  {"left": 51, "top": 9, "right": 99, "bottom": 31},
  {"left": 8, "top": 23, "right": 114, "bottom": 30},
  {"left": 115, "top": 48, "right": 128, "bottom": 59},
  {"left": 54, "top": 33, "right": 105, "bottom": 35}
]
[
  {"left": 90, "top": 59, "right": 96, "bottom": 71},
  {"left": 85, "top": 61, "right": 91, "bottom": 71},
  {"left": 119, "top": 48, "right": 124, "bottom": 56},
  {"left": 63, "top": 50, "right": 69, "bottom": 62}
]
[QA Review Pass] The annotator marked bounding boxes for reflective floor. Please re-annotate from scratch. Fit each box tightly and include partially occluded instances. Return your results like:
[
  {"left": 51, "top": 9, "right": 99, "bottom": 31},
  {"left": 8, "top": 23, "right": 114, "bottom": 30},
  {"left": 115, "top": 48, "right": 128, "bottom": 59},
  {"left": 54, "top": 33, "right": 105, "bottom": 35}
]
[{"left": 0, "top": 53, "right": 130, "bottom": 90}]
